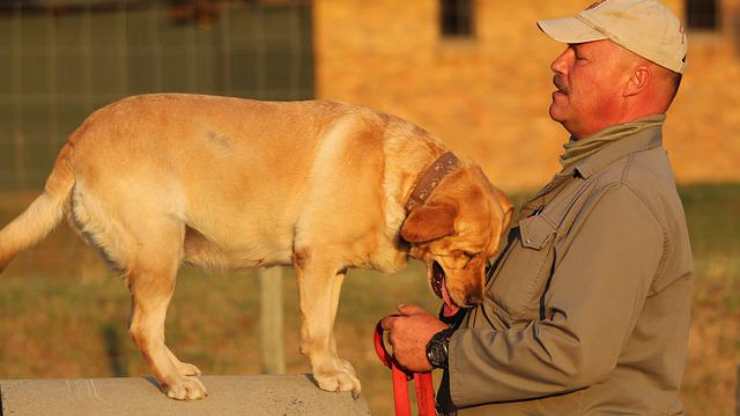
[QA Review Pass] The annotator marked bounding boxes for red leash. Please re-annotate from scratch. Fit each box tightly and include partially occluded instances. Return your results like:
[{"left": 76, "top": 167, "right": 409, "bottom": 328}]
[{"left": 374, "top": 321, "right": 436, "bottom": 416}]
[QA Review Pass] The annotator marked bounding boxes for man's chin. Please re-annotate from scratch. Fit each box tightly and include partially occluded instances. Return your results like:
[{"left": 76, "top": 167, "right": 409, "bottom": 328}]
[
  {"left": 549, "top": 92, "right": 570, "bottom": 121},
  {"left": 548, "top": 105, "right": 567, "bottom": 123}
]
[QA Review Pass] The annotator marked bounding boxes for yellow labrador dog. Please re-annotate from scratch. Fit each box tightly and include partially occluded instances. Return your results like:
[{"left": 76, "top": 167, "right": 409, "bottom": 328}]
[{"left": 0, "top": 94, "right": 512, "bottom": 400}]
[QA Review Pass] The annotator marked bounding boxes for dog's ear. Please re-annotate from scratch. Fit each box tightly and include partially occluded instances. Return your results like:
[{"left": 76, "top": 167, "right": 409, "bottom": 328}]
[
  {"left": 400, "top": 201, "right": 457, "bottom": 243},
  {"left": 486, "top": 185, "right": 514, "bottom": 255}
]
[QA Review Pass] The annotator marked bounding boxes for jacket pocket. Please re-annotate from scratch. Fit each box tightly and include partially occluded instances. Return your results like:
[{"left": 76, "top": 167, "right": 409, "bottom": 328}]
[{"left": 486, "top": 214, "right": 557, "bottom": 322}]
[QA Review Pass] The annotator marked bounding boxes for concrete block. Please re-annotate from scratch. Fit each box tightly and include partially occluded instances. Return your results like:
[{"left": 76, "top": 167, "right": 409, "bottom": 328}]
[{"left": 0, "top": 375, "right": 372, "bottom": 416}]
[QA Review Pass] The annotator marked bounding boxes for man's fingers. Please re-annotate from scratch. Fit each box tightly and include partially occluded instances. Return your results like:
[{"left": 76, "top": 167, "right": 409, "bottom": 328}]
[
  {"left": 381, "top": 316, "right": 402, "bottom": 349},
  {"left": 381, "top": 314, "right": 399, "bottom": 330},
  {"left": 397, "top": 303, "right": 427, "bottom": 315}
]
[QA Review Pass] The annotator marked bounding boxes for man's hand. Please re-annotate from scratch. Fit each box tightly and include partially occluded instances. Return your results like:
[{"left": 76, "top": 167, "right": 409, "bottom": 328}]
[{"left": 381, "top": 304, "right": 449, "bottom": 372}]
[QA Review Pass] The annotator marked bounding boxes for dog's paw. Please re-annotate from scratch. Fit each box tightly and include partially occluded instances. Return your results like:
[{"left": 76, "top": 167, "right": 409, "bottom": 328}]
[
  {"left": 337, "top": 358, "right": 358, "bottom": 377},
  {"left": 314, "top": 365, "right": 362, "bottom": 397},
  {"left": 164, "top": 376, "right": 208, "bottom": 401},
  {"left": 175, "top": 361, "right": 202, "bottom": 377}
]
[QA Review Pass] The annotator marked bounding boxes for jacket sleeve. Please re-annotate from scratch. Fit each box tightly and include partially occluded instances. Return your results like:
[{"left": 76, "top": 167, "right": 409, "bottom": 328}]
[{"left": 448, "top": 184, "right": 664, "bottom": 406}]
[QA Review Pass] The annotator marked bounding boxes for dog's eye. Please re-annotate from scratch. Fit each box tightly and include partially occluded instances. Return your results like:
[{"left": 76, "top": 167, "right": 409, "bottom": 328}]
[{"left": 457, "top": 250, "right": 477, "bottom": 262}]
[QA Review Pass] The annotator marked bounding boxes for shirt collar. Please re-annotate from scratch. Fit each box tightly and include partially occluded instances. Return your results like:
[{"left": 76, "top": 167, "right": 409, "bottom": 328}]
[{"left": 564, "top": 115, "right": 665, "bottom": 179}]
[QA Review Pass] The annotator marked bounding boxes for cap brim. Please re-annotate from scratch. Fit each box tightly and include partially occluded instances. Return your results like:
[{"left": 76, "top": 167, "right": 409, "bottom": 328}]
[{"left": 537, "top": 16, "right": 607, "bottom": 44}]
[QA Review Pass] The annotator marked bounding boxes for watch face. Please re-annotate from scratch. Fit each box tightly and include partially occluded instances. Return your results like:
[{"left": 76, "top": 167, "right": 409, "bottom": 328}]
[
  {"left": 428, "top": 339, "right": 446, "bottom": 368},
  {"left": 427, "top": 328, "right": 453, "bottom": 368},
  {"left": 427, "top": 343, "right": 438, "bottom": 367}
]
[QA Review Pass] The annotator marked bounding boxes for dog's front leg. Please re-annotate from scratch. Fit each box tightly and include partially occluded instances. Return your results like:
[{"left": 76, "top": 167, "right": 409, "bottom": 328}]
[{"left": 293, "top": 249, "right": 361, "bottom": 395}]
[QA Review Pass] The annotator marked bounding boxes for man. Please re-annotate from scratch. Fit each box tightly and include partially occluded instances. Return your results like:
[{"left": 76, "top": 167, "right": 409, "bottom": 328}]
[{"left": 381, "top": 0, "right": 693, "bottom": 414}]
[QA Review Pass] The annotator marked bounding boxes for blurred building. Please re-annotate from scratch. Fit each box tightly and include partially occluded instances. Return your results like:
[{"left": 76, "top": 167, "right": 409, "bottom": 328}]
[
  {"left": 1, "top": 0, "right": 737, "bottom": 192},
  {"left": 314, "top": 0, "right": 740, "bottom": 190}
]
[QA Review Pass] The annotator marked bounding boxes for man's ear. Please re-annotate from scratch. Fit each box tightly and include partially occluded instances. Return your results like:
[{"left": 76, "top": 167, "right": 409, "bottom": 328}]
[
  {"left": 624, "top": 65, "right": 651, "bottom": 97},
  {"left": 400, "top": 201, "right": 457, "bottom": 243}
]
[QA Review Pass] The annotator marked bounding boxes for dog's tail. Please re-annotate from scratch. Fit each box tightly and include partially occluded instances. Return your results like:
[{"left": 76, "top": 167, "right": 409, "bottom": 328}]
[{"left": 0, "top": 143, "right": 75, "bottom": 273}]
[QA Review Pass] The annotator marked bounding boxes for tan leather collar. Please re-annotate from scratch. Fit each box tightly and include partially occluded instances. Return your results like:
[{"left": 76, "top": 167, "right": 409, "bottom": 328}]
[{"left": 405, "top": 152, "right": 460, "bottom": 212}]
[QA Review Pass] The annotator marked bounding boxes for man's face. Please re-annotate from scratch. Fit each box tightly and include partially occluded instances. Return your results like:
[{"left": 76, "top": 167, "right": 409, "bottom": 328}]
[{"left": 549, "top": 40, "right": 632, "bottom": 138}]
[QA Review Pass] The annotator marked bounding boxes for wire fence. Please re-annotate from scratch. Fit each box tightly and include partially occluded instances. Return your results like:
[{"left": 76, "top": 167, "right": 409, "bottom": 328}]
[{"left": 0, "top": 0, "right": 314, "bottom": 190}]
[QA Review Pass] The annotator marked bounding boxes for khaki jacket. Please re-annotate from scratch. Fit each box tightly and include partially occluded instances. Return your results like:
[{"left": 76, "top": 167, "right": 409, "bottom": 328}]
[{"left": 439, "top": 121, "right": 693, "bottom": 415}]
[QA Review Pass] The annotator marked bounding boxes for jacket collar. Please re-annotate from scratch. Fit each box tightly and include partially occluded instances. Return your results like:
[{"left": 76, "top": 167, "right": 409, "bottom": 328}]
[
  {"left": 522, "top": 116, "right": 666, "bottom": 217},
  {"left": 563, "top": 116, "right": 665, "bottom": 179}
]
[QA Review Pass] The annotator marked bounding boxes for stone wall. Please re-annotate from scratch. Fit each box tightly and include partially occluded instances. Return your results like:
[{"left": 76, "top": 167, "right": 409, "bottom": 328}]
[{"left": 314, "top": 0, "right": 740, "bottom": 191}]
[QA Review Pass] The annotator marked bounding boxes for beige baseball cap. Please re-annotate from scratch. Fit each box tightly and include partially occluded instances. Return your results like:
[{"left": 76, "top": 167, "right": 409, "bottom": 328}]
[{"left": 537, "top": 0, "right": 688, "bottom": 74}]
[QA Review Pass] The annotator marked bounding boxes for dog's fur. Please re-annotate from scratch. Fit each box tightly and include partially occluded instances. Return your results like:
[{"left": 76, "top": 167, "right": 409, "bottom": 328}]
[{"left": 0, "top": 94, "right": 512, "bottom": 400}]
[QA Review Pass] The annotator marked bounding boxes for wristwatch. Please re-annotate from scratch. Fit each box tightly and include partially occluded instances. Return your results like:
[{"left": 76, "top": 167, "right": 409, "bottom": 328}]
[{"left": 426, "top": 327, "right": 455, "bottom": 369}]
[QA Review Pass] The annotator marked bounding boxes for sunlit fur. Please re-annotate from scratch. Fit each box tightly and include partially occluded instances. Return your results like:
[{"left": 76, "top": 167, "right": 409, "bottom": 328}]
[{"left": 0, "top": 94, "right": 512, "bottom": 399}]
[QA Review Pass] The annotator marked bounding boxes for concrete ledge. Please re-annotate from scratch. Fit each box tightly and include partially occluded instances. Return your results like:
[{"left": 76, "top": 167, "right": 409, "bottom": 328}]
[{"left": 0, "top": 375, "right": 372, "bottom": 416}]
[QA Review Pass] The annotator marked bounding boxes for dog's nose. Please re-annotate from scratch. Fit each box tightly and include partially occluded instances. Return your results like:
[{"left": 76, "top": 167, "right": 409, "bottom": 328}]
[{"left": 466, "top": 294, "right": 482, "bottom": 305}]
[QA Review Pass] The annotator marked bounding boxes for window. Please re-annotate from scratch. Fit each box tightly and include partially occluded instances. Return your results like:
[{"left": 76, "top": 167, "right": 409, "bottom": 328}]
[
  {"left": 686, "top": 0, "right": 720, "bottom": 30},
  {"left": 440, "top": 0, "right": 473, "bottom": 37}
]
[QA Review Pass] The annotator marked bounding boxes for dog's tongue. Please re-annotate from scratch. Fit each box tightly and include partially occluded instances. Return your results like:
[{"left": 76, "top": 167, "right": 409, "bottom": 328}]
[{"left": 440, "top": 278, "right": 460, "bottom": 318}]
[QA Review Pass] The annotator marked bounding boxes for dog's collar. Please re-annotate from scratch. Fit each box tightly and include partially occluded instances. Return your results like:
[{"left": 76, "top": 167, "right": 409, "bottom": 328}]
[{"left": 405, "top": 152, "right": 460, "bottom": 212}]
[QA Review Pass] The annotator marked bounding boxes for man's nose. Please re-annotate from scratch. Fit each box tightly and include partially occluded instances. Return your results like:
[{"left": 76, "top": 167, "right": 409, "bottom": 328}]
[{"left": 551, "top": 46, "right": 572, "bottom": 74}]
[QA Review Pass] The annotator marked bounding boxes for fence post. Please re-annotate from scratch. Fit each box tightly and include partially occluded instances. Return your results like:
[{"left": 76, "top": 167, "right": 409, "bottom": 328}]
[
  {"left": 260, "top": 267, "right": 285, "bottom": 374},
  {"left": 735, "top": 364, "right": 739, "bottom": 416}
]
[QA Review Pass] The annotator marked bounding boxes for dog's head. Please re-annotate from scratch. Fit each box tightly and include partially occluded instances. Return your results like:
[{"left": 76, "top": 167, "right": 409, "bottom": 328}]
[{"left": 401, "top": 164, "right": 513, "bottom": 312}]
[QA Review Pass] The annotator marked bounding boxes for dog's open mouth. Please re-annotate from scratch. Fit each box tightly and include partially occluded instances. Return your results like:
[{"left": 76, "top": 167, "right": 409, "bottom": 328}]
[{"left": 432, "top": 261, "right": 460, "bottom": 317}]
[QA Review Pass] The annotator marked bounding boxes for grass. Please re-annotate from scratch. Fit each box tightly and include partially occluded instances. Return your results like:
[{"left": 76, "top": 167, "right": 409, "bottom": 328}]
[
  {"left": 0, "top": 183, "right": 738, "bottom": 416},
  {"left": 676, "top": 184, "right": 740, "bottom": 416}
]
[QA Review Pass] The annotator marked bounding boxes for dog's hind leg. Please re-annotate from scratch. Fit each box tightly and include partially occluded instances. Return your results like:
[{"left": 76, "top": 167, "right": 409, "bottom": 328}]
[
  {"left": 293, "top": 248, "right": 361, "bottom": 396},
  {"left": 125, "top": 219, "right": 207, "bottom": 401}
]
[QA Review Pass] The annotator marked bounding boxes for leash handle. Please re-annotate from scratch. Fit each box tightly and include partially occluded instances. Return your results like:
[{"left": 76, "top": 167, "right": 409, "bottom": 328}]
[
  {"left": 373, "top": 321, "right": 395, "bottom": 370},
  {"left": 374, "top": 321, "right": 436, "bottom": 416},
  {"left": 375, "top": 322, "right": 412, "bottom": 416},
  {"left": 414, "top": 372, "right": 437, "bottom": 416}
]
